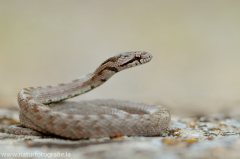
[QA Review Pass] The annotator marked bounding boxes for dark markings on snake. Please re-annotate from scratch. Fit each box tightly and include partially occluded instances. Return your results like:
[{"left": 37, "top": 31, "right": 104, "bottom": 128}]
[
  {"left": 101, "top": 79, "right": 107, "bottom": 82},
  {"left": 120, "top": 58, "right": 141, "bottom": 67},
  {"left": 98, "top": 67, "right": 119, "bottom": 75},
  {"left": 106, "top": 67, "right": 118, "bottom": 73},
  {"left": 101, "top": 57, "right": 118, "bottom": 66}
]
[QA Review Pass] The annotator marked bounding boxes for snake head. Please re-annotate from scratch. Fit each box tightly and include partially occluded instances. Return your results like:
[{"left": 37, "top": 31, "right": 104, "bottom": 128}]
[
  {"left": 116, "top": 51, "right": 153, "bottom": 70},
  {"left": 98, "top": 51, "right": 152, "bottom": 78}
]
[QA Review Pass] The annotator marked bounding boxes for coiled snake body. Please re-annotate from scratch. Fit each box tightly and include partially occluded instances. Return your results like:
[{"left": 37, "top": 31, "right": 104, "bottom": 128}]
[{"left": 10, "top": 51, "right": 170, "bottom": 139}]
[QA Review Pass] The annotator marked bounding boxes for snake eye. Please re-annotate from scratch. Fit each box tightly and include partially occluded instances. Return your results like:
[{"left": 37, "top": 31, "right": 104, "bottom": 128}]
[{"left": 135, "top": 54, "right": 141, "bottom": 59}]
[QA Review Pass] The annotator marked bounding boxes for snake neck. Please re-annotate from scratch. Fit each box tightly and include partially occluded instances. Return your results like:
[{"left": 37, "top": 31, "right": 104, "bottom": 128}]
[{"left": 19, "top": 64, "right": 118, "bottom": 105}]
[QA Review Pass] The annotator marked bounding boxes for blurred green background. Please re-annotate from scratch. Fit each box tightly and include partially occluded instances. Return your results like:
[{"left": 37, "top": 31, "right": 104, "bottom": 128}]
[{"left": 1, "top": 1, "right": 240, "bottom": 116}]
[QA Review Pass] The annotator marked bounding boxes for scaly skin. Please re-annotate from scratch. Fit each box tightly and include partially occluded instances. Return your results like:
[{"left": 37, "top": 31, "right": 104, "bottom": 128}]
[{"left": 10, "top": 51, "right": 171, "bottom": 139}]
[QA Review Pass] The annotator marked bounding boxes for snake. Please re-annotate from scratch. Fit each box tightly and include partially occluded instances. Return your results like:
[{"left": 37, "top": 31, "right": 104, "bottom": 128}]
[{"left": 10, "top": 51, "right": 171, "bottom": 139}]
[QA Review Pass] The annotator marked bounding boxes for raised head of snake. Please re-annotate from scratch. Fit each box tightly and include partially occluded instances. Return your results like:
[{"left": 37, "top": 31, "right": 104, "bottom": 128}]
[
  {"left": 101, "top": 51, "right": 152, "bottom": 69},
  {"left": 93, "top": 51, "right": 152, "bottom": 81},
  {"left": 25, "top": 51, "right": 152, "bottom": 104}
]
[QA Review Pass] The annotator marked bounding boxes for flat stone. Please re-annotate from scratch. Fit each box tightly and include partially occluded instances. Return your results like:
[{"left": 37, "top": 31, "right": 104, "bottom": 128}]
[{"left": 0, "top": 108, "right": 240, "bottom": 159}]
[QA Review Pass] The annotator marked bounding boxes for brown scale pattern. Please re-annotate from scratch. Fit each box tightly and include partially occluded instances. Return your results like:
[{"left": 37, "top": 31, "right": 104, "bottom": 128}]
[{"left": 10, "top": 51, "right": 171, "bottom": 139}]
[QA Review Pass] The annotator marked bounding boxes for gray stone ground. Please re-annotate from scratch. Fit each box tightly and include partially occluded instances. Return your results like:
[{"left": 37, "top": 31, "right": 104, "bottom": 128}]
[{"left": 0, "top": 108, "right": 240, "bottom": 159}]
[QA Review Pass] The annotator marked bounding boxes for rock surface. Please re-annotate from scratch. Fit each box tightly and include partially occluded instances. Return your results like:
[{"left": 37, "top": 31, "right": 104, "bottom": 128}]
[{"left": 0, "top": 108, "right": 240, "bottom": 159}]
